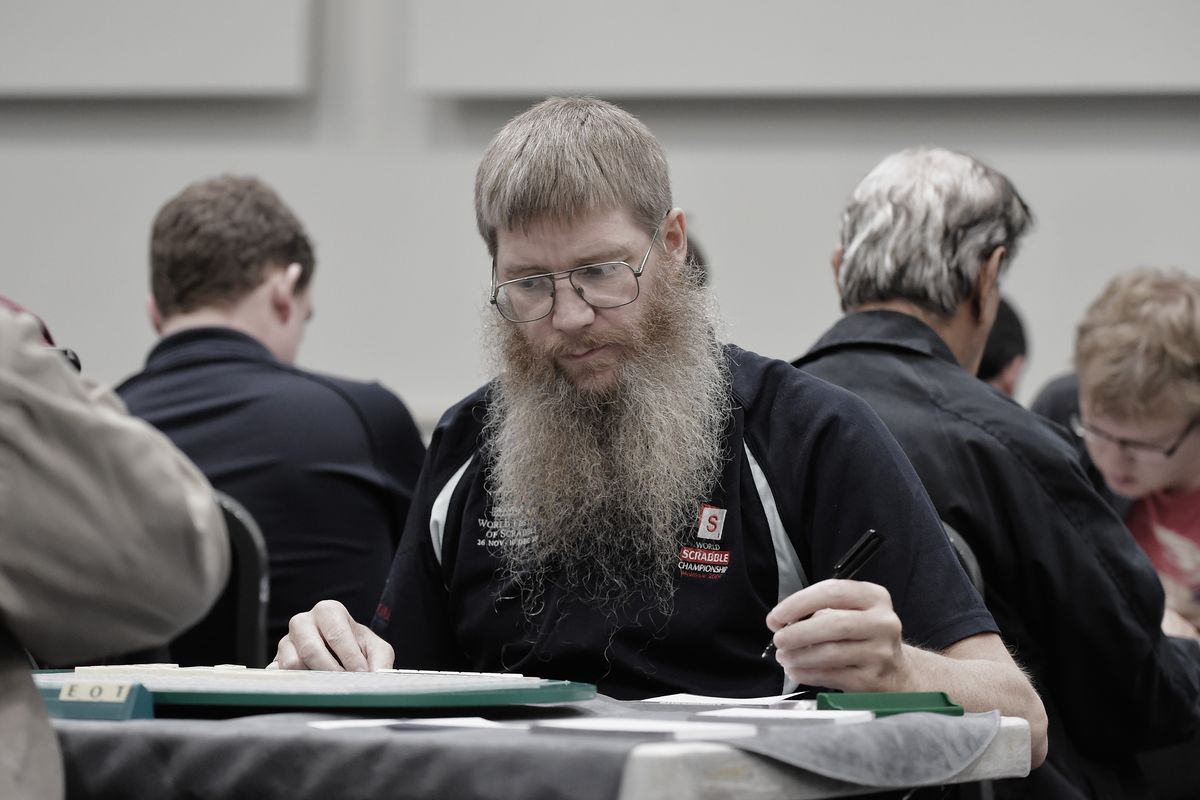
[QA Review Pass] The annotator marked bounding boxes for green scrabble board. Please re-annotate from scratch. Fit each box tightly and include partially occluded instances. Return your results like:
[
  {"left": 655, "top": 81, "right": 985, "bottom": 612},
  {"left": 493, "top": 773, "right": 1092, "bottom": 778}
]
[
  {"left": 817, "top": 691, "right": 964, "bottom": 717},
  {"left": 34, "top": 665, "right": 596, "bottom": 715}
]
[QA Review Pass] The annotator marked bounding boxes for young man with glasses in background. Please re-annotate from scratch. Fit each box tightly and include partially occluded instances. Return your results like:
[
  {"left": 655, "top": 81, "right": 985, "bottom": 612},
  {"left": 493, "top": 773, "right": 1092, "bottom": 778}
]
[
  {"left": 1073, "top": 267, "right": 1200, "bottom": 636},
  {"left": 271, "top": 97, "right": 1049, "bottom": 768}
]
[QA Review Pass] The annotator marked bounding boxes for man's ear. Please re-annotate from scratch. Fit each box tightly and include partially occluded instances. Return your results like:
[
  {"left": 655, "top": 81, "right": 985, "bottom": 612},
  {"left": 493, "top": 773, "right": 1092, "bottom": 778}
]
[
  {"left": 146, "top": 294, "right": 164, "bottom": 334},
  {"left": 661, "top": 208, "right": 688, "bottom": 263},
  {"left": 972, "top": 246, "right": 1006, "bottom": 320},
  {"left": 269, "top": 263, "right": 304, "bottom": 323},
  {"left": 831, "top": 246, "right": 849, "bottom": 310}
]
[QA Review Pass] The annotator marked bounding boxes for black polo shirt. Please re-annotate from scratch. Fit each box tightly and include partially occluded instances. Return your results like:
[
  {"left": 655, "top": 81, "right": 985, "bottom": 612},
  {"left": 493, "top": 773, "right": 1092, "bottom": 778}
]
[
  {"left": 796, "top": 310, "right": 1200, "bottom": 799},
  {"left": 118, "top": 327, "right": 425, "bottom": 649},
  {"left": 373, "top": 344, "right": 995, "bottom": 700}
]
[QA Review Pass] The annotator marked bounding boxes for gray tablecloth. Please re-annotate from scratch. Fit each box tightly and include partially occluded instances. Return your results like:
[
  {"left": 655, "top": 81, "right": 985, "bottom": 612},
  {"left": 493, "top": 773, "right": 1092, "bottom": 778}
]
[
  {"left": 54, "top": 699, "right": 1001, "bottom": 799},
  {"left": 612, "top": 697, "right": 1002, "bottom": 787}
]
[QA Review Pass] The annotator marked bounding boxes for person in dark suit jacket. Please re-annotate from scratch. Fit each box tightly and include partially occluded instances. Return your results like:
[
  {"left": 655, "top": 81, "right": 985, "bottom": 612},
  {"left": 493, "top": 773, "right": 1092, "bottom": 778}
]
[{"left": 118, "top": 175, "right": 426, "bottom": 661}]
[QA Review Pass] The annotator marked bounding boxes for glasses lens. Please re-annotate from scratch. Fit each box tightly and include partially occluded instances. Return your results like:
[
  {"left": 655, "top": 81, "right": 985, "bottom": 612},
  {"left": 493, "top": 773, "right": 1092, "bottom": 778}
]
[
  {"left": 1123, "top": 442, "right": 1171, "bottom": 463},
  {"left": 1073, "top": 414, "right": 1175, "bottom": 462},
  {"left": 496, "top": 275, "right": 554, "bottom": 322},
  {"left": 54, "top": 347, "right": 82, "bottom": 372},
  {"left": 570, "top": 262, "right": 639, "bottom": 309}
]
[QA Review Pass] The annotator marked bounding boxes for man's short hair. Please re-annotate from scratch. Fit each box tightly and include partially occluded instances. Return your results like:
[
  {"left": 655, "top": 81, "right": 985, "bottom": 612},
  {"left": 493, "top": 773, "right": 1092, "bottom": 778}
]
[
  {"left": 838, "top": 147, "right": 1033, "bottom": 316},
  {"left": 151, "top": 175, "right": 315, "bottom": 317},
  {"left": 978, "top": 296, "right": 1027, "bottom": 382},
  {"left": 1075, "top": 267, "right": 1200, "bottom": 420},
  {"left": 474, "top": 97, "right": 671, "bottom": 257}
]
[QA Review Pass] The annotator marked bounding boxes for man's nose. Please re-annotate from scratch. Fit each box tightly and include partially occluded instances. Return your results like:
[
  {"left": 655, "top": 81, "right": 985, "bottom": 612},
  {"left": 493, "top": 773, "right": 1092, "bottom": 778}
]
[
  {"left": 550, "top": 279, "right": 595, "bottom": 332},
  {"left": 1090, "top": 436, "right": 1134, "bottom": 466}
]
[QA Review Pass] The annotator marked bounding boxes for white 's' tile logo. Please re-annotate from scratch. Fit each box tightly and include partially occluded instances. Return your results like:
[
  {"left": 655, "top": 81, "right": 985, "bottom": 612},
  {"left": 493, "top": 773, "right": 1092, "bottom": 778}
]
[{"left": 696, "top": 504, "right": 726, "bottom": 541}]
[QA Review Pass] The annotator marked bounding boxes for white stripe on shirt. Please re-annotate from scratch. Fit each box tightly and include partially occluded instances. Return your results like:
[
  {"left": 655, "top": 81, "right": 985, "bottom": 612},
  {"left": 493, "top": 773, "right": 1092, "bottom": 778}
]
[{"left": 429, "top": 457, "right": 473, "bottom": 567}]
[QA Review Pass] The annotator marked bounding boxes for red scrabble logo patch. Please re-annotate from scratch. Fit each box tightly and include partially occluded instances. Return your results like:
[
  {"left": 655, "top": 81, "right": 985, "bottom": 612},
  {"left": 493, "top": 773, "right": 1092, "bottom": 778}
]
[{"left": 678, "top": 545, "right": 731, "bottom": 580}]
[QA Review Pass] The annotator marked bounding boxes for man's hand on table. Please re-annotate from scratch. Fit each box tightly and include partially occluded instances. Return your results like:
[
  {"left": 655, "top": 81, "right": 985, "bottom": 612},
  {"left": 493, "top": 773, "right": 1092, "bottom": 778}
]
[{"left": 268, "top": 599, "right": 395, "bottom": 671}]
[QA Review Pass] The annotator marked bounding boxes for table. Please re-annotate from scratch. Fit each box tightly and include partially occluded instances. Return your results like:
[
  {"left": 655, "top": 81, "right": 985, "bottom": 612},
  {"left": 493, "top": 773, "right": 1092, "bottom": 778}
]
[
  {"left": 53, "top": 702, "right": 1030, "bottom": 800},
  {"left": 620, "top": 717, "right": 1030, "bottom": 800}
]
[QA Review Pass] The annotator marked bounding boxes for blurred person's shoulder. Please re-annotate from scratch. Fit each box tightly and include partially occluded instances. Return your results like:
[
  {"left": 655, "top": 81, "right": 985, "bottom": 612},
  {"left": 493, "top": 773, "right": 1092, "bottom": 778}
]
[{"left": 1030, "top": 372, "right": 1079, "bottom": 428}]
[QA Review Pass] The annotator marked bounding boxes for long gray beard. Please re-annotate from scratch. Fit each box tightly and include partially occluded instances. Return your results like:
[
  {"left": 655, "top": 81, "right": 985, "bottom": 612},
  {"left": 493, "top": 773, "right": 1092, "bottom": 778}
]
[{"left": 482, "top": 266, "right": 731, "bottom": 618}]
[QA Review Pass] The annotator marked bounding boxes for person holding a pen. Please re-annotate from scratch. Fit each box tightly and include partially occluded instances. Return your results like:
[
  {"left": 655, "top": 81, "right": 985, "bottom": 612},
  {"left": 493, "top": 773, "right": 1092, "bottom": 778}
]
[
  {"left": 795, "top": 147, "right": 1200, "bottom": 798},
  {"left": 270, "top": 97, "right": 1048, "bottom": 768}
]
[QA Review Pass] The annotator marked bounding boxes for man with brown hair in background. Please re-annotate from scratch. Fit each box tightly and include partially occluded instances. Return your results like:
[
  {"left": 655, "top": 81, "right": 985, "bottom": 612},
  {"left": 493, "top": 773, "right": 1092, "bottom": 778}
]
[{"left": 117, "top": 175, "right": 425, "bottom": 664}]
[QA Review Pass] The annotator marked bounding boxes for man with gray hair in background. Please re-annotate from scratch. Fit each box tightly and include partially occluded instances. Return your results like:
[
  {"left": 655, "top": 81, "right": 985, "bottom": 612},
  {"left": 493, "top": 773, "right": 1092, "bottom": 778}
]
[
  {"left": 795, "top": 147, "right": 1200, "bottom": 798},
  {"left": 272, "top": 97, "right": 1050, "bottom": 769}
]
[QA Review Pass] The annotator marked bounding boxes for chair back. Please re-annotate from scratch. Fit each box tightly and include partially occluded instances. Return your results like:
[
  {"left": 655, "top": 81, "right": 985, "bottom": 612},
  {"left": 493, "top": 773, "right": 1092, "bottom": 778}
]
[
  {"left": 943, "top": 521, "right": 985, "bottom": 595},
  {"left": 942, "top": 521, "right": 992, "bottom": 800},
  {"left": 169, "top": 492, "right": 269, "bottom": 667}
]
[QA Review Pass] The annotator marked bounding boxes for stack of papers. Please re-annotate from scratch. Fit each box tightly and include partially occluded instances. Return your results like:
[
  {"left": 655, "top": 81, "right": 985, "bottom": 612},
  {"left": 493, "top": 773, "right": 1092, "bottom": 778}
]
[{"left": 641, "top": 692, "right": 874, "bottom": 724}]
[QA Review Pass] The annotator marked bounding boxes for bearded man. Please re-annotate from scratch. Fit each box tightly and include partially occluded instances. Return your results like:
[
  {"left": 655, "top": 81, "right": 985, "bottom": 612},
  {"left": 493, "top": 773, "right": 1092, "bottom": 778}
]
[{"left": 271, "top": 97, "right": 1047, "bottom": 766}]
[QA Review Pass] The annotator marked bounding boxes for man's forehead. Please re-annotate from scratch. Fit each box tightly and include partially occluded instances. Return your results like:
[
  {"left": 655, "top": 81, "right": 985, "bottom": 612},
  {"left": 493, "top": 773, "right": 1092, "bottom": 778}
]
[
  {"left": 495, "top": 208, "right": 643, "bottom": 264},
  {"left": 1083, "top": 396, "right": 1193, "bottom": 432}
]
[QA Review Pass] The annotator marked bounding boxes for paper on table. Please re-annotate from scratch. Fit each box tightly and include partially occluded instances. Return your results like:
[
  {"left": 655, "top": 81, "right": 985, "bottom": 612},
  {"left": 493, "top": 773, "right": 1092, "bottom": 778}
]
[
  {"left": 390, "top": 717, "right": 529, "bottom": 730},
  {"left": 309, "top": 717, "right": 526, "bottom": 731},
  {"left": 695, "top": 707, "right": 873, "bottom": 724},
  {"left": 529, "top": 717, "right": 757, "bottom": 740},
  {"left": 640, "top": 692, "right": 815, "bottom": 708},
  {"left": 309, "top": 719, "right": 401, "bottom": 730}
]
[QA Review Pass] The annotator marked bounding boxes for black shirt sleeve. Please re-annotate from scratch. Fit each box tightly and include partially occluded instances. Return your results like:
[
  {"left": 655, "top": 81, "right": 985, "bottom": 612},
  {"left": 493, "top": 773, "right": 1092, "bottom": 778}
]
[
  {"left": 371, "top": 394, "right": 481, "bottom": 670},
  {"left": 739, "top": 356, "right": 998, "bottom": 653}
]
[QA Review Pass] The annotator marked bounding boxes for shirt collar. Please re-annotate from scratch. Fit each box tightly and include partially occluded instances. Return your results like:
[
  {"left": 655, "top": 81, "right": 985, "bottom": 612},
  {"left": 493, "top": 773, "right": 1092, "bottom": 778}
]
[
  {"left": 798, "top": 310, "right": 961, "bottom": 367},
  {"left": 145, "top": 326, "right": 277, "bottom": 371}
]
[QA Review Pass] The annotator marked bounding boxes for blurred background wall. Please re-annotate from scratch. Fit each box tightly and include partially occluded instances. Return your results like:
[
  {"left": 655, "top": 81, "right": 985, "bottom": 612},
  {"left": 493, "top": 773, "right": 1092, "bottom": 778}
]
[{"left": 2, "top": 0, "right": 1198, "bottom": 431}]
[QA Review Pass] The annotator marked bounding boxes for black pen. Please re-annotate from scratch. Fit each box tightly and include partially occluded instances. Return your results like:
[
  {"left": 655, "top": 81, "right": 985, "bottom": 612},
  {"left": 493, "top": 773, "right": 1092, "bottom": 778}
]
[{"left": 760, "top": 528, "right": 886, "bottom": 659}]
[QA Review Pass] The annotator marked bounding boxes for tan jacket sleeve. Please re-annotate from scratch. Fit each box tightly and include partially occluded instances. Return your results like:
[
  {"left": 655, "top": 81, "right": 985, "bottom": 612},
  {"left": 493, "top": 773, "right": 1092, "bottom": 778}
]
[{"left": 0, "top": 309, "right": 230, "bottom": 663}]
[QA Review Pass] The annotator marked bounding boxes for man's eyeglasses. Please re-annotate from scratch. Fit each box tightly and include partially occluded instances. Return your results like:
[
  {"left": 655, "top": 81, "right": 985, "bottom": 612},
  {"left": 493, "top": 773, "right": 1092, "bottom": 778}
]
[
  {"left": 490, "top": 224, "right": 663, "bottom": 324},
  {"left": 51, "top": 347, "right": 81, "bottom": 372},
  {"left": 1070, "top": 413, "right": 1199, "bottom": 462}
]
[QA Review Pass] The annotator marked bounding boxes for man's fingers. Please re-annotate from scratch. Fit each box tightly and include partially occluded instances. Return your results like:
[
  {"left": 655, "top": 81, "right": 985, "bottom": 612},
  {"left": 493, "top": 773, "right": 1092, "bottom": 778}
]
[
  {"left": 292, "top": 634, "right": 346, "bottom": 671},
  {"left": 276, "top": 600, "right": 361, "bottom": 671},
  {"left": 269, "top": 601, "right": 392, "bottom": 672},
  {"left": 771, "top": 599, "right": 907, "bottom": 693},
  {"left": 278, "top": 609, "right": 340, "bottom": 670},
  {"left": 356, "top": 624, "right": 396, "bottom": 671},
  {"left": 309, "top": 600, "right": 369, "bottom": 672},
  {"left": 778, "top": 636, "right": 894, "bottom": 672},
  {"left": 766, "top": 579, "right": 890, "bottom": 631},
  {"left": 774, "top": 606, "right": 900, "bottom": 650},
  {"left": 269, "top": 634, "right": 301, "bottom": 670}
]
